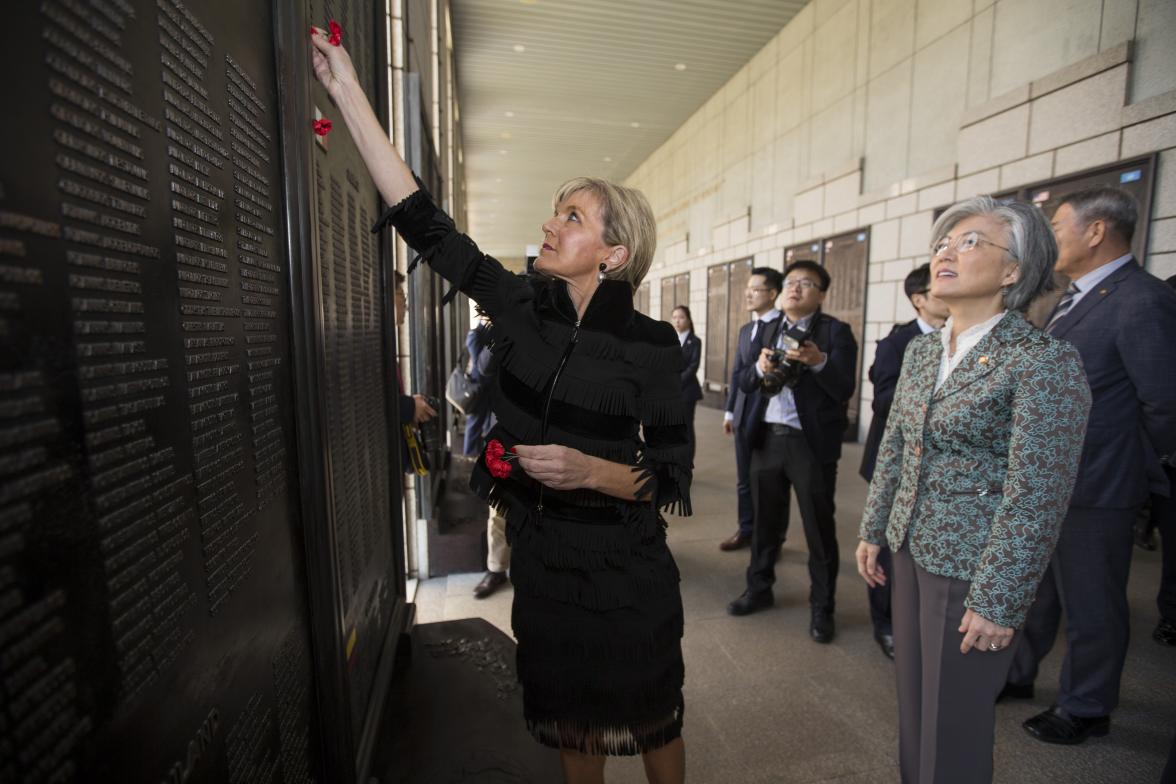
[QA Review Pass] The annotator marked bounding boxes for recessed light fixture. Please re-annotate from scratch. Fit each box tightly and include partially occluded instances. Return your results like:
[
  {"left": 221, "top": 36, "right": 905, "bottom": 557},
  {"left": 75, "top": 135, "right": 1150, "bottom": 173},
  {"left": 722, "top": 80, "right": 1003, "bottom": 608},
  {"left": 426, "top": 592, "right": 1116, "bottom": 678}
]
[
  {"left": 603, "top": 156, "right": 612, "bottom": 162},
  {"left": 500, "top": 132, "right": 512, "bottom": 139},
  {"left": 505, "top": 111, "right": 515, "bottom": 118},
  {"left": 630, "top": 122, "right": 640, "bottom": 128},
  {"left": 674, "top": 63, "right": 687, "bottom": 71},
  {"left": 498, "top": 149, "right": 508, "bottom": 155},
  {"left": 513, "top": 44, "right": 526, "bottom": 53},
  {"left": 495, "top": 178, "right": 503, "bottom": 183}
]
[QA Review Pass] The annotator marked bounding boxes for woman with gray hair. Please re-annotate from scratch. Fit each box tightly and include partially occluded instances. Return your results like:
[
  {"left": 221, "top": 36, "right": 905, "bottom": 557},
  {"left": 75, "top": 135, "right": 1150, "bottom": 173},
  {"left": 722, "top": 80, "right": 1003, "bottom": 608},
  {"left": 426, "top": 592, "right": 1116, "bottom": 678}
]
[
  {"left": 312, "top": 29, "right": 689, "bottom": 784},
  {"left": 855, "top": 196, "right": 1091, "bottom": 782}
]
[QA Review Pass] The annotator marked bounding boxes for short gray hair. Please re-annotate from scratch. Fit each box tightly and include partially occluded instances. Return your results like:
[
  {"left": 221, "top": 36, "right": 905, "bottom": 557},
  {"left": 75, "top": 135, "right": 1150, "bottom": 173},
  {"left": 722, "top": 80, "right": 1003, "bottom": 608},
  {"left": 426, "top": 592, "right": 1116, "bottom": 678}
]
[
  {"left": 553, "top": 177, "right": 657, "bottom": 292},
  {"left": 930, "top": 195, "right": 1058, "bottom": 312},
  {"left": 1058, "top": 186, "right": 1138, "bottom": 244}
]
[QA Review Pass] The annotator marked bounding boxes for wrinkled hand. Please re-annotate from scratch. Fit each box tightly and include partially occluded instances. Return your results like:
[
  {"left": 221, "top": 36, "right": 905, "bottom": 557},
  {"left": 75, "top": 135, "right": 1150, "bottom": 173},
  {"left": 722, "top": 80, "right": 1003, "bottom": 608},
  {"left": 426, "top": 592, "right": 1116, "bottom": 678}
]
[
  {"left": 412, "top": 394, "right": 437, "bottom": 424},
  {"left": 786, "top": 340, "right": 826, "bottom": 367},
  {"left": 958, "top": 608, "right": 1014, "bottom": 655},
  {"left": 723, "top": 420, "right": 733, "bottom": 435},
  {"left": 514, "top": 444, "right": 592, "bottom": 491},
  {"left": 756, "top": 347, "right": 778, "bottom": 375},
  {"left": 310, "top": 25, "right": 359, "bottom": 99},
  {"left": 856, "top": 540, "right": 886, "bottom": 588}
]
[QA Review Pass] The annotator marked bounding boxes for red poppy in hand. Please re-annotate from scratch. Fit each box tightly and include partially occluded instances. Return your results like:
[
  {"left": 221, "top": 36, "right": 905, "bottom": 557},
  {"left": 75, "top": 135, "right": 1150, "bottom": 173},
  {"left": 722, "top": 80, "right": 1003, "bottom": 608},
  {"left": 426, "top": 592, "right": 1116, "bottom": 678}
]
[
  {"left": 328, "top": 20, "right": 343, "bottom": 46},
  {"left": 484, "top": 439, "right": 516, "bottom": 479},
  {"left": 312, "top": 118, "right": 333, "bottom": 136}
]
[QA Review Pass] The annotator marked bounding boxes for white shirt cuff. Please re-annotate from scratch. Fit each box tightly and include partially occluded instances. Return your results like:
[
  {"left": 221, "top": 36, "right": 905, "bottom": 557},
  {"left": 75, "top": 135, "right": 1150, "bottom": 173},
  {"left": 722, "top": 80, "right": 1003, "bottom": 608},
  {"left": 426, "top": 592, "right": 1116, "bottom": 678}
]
[{"left": 724, "top": 411, "right": 734, "bottom": 422}]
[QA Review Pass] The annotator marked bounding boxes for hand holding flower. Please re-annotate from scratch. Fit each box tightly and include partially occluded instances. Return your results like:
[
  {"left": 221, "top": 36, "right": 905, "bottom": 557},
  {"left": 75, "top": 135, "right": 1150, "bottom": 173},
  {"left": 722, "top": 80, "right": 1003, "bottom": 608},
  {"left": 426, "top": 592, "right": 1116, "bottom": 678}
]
[{"left": 513, "top": 444, "right": 594, "bottom": 491}]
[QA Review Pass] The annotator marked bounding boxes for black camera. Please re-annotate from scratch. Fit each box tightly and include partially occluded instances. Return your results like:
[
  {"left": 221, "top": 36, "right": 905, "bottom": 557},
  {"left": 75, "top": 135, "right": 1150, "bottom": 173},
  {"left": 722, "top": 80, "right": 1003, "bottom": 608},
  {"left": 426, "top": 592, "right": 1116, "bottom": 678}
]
[{"left": 761, "top": 326, "right": 812, "bottom": 395}]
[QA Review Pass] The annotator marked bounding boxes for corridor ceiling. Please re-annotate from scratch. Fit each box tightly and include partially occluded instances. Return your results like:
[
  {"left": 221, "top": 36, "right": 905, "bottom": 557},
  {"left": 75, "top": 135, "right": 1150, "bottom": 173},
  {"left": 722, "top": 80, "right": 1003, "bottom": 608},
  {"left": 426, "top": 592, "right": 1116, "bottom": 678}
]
[{"left": 450, "top": 0, "right": 809, "bottom": 262}]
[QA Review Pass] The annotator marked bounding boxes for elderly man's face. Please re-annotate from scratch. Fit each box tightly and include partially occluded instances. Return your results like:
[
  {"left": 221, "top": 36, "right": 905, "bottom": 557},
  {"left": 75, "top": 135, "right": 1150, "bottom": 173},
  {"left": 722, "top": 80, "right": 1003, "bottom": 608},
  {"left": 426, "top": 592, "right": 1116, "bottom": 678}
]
[{"left": 1050, "top": 203, "right": 1091, "bottom": 277}]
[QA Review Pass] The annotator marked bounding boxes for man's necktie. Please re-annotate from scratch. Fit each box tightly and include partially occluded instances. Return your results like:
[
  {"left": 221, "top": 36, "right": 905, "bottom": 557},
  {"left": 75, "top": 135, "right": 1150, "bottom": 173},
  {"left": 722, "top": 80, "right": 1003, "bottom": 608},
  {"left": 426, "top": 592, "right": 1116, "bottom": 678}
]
[{"left": 1046, "top": 283, "right": 1080, "bottom": 333}]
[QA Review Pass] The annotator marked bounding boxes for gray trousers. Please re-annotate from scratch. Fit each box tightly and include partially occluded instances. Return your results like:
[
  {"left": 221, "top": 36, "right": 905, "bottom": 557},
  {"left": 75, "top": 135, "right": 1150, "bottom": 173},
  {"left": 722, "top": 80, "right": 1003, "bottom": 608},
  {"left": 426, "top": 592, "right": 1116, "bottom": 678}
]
[{"left": 892, "top": 546, "right": 1015, "bottom": 784}]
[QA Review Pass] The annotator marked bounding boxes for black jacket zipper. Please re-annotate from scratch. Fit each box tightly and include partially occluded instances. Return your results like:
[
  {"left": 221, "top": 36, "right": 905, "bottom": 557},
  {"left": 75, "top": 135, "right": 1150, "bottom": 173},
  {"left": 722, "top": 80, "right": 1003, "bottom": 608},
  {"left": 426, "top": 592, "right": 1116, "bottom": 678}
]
[{"left": 535, "top": 318, "right": 579, "bottom": 518}]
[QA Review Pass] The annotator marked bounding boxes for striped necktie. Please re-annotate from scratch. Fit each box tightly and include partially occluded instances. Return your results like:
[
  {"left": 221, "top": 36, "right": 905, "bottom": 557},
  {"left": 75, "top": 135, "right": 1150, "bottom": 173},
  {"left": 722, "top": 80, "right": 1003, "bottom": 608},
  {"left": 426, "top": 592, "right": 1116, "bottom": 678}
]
[{"left": 1046, "top": 283, "right": 1080, "bottom": 332}]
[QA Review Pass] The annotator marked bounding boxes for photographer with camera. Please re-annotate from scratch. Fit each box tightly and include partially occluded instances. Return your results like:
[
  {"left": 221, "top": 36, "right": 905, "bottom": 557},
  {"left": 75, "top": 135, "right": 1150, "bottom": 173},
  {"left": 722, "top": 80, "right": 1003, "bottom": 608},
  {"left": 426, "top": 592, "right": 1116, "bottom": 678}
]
[
  {"left": 391, "top": 271, "right": 438, "bottom": 474},
  {"left": 727, "top": 260, "right": 858, "bottom": 647}
]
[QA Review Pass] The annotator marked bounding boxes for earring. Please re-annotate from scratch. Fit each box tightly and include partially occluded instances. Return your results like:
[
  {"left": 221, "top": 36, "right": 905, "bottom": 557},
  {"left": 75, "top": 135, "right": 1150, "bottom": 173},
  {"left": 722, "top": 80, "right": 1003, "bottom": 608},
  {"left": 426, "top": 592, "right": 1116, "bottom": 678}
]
[{"left": 597, "top": 262, "right": 607, "bottom": 282}]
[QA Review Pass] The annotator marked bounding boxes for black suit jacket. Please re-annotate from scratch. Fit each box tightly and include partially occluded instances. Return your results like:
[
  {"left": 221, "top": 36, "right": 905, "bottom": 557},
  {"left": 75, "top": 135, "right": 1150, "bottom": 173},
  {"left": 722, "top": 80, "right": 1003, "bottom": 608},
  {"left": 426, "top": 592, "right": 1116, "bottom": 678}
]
[
  {"left": 1049, "top": 258, "right": 1176, "bottom": 507},
  {"left": 737, "top": 311, "right": 858, "bottom": 465},
  {"left": 859, "top": 320, "right": 923, "bottom": 481},
  {"left": 679, "top": 333, "right": 703, "bottom": 402},
  {"left": 725, "top": 315, "right": 779, "bottom": 434}
]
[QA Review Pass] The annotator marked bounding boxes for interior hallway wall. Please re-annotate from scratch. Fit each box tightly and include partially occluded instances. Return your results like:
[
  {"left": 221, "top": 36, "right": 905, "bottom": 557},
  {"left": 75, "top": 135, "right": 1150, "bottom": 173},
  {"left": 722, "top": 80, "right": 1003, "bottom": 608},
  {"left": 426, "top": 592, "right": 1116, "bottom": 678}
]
[{"left": 626, "top": 0, "right": 1176, "bottom": 438}]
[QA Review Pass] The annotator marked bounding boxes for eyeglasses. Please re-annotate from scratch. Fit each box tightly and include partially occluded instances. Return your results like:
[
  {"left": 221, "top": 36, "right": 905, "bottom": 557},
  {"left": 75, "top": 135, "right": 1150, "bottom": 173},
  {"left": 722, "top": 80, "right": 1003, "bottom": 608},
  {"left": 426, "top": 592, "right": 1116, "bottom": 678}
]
[
  {"left": 931, "top": 231, "right": 1011, "bottom": 258},
  {"left": 782, "top": 279, "right": 819, "bottom": 290},
  {"left": 745, "top": 286, "right": 774, "bottom": 293}
]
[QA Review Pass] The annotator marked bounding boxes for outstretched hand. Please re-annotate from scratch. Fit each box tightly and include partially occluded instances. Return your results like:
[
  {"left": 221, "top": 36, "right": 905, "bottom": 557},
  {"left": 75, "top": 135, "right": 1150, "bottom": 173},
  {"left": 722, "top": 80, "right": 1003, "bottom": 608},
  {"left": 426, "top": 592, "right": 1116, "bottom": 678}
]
[{"left": 309, "top": 26, "right": 359, "bottom": 99}]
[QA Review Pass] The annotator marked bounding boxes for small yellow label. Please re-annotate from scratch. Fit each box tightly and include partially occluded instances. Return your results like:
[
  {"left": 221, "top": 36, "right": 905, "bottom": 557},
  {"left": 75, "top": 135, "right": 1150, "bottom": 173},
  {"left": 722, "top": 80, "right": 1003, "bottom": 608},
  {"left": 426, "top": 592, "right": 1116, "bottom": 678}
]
[{"left": 346, "top": 627, "right": 358, "bottom": 660}]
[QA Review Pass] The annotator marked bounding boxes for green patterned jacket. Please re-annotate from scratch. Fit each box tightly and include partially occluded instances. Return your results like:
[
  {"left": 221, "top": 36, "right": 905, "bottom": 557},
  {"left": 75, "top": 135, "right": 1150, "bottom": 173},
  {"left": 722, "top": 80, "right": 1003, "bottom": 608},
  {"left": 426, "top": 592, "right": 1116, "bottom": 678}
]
[{"left": 859, "top": 311, "right": 1091, "bottom": 628}]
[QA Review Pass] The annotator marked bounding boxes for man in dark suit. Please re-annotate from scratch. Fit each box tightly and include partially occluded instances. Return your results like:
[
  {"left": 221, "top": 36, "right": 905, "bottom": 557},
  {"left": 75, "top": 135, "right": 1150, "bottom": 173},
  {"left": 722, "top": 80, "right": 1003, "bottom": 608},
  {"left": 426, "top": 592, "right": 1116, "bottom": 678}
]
[
  {"left": 1006, "top": 187, "right": 1176, "bottom": 744},
  {"left": 727, "top": 260, "right": 858, "bottom": 644},
  {"left": 720, "top": 267, "right": 784, "bottom": 551},
  {"left": 858, "top": 262, "right": 948, "bottom": 659},
  {"left": 393, "top": 271, "right": 437, "bottom": 448}
]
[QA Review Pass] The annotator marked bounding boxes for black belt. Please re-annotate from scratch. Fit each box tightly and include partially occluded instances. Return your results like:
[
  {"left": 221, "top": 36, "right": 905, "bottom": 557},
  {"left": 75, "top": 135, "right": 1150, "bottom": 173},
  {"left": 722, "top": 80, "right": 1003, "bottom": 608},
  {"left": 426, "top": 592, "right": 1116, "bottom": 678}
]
[{"left": 767, "top": 423, "right": 802, "bottom": 436}]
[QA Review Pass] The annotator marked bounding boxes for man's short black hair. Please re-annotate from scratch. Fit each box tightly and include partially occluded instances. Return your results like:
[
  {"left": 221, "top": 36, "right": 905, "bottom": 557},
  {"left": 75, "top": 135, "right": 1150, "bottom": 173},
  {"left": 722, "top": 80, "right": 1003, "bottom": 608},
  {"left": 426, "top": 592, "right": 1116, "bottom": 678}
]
[
  {"left": 1058, "top": 186, "right": 1138, "bottom": 244},
  {"left": 783, "top": 260, "right": 830, "bottom": 292},
  {"left": 750, "top": 266, "right": 783, "bottom": 294},
  {"left": 904, "top": 263, "right": 931, "bottom": 301}
]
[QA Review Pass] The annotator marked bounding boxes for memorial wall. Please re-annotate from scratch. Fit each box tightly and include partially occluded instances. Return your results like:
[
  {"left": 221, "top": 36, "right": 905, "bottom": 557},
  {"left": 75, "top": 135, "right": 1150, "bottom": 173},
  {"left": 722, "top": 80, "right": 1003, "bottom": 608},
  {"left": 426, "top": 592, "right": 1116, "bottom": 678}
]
[{"left": 0, "top": 1, "right": 405, "bottom": 781}]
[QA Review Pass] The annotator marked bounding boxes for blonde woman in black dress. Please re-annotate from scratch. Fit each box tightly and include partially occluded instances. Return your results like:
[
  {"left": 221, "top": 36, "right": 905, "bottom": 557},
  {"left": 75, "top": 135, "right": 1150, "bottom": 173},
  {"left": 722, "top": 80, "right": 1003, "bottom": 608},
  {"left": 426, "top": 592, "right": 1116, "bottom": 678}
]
[{"left": 312, "top": 28, "right": 691, "bottom": 784}]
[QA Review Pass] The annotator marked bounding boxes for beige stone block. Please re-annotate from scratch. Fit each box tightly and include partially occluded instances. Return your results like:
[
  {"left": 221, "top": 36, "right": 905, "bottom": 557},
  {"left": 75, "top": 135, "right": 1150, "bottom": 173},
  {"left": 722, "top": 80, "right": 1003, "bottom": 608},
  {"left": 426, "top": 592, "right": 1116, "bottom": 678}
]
[
  {"left": 858, "top": 201, "right": 887, "bottom": 226},
  {"left": 1123, "top": 90, "right": 1176, "bottom": 127},
  {"left": 1147, "top": 252, "right": 1176, "bottom": 278},
  {"left": 1122, "top": 113, "right": 1176, "bottom": 158},
  {"left": 776, "top": 43, "right": 809, "bottom": 134},
  {"left": 809, "top": 95, "right": 855, "bottom": 180},
  {"left": 752, "top": 71, "right": 778, "bottom": 151},
  {"left": 869, "top": 263, "right": 884, "bottom": 283},
  {"left": 813, "top": 217, "right": 835, "bottom": 237},
  {"left": 883, "top": 258, "right": 914, "bottom": 282},
  {"left": 1000, "top": 152, "right": 1054, "bottom": 190},
  {"left": 1028, "top": 66, "right": 1128, "bottom": 155},
  {"left": 870, "top": 218, "right": 901, "bottom": 262},
  {"left": 899, "top": 211, "right": 934, "bottom": 258},
  {"left": 894, "top": 294, "right": 917, "bottom": 323},
  {"left": 815, "top": 0, "right": 855, "bottom": 27},
  {"left": 811, "top": 1, "right": 859, "bottom": 113},
  {"left": 991, "top": 0, "right": 1102, "bottom": 98},
  {"left": 1151, "top": 218, "right": 1176, "bottom": 254},
  {"left": 866, "top": 281, "right": 898, "bottom": 322},
  {"left": 1099, "top": 0, "right": 1137, "bottom": 50},
  {"left": 955, "top": 167, "right": 999, "bottom": 199},
  {"left": 851, "top": 86, "right": 869, "bottom": 162},
  {"left": 886, "top": 193, "right": 918, "bottom": 219},
  {"left": 750, "top": 147, "right": 775, "bottom": 233},
  {"left": 723, "top": 91, "right": 751, "bottom": 168},
  {"left": 918, "top": 181, "right": 956, "bottom": 212},
  {"left": 967, "top": 6, "right": 995, "bottom": 108},
  {"left": 1029, "top": 41, "right": 1131, "bottom": 99},
  {"left": 1153, "top": 150, "right": 1176, "bottom": 219},
  {"left": 869, "top": 0, "right": 915, "bottom": 80},
  {"left": 864, "top": 59, "right": 913, "bottom": 193},
  {"left": 855, "top": 0, "right": 871, "bottom": 87},
  {"left": 713, "top": 222, "right": 730, "bottom": 251},
  {"left": 750, "top": 36, "right": 778, "bottom": 83},
  {"left": 957, "top": 104, "right": 1030, "bottom": 176},
  {"left": 898, "top": 165, "right": 957, "bottom": 195},
  {"left": 1133, "top": 0, "right": 1176, "bottom": 103},
  {"left": 1054, "top": 132, "right": 1121, "bottom": 176},
  {"left": 915, "top": 0, "right": 971, "bottom": 50},
  {"left": 962, "top": 85, "right": 1030, "bottom": 127},
  {"left": 730, "top": 216, "right": 750, "bottom": 247},
  {"left": 834, "top": 210, "right": 861, "bottom": 232},
  {"left": 773, "top": 128, "right": 803, "bottom": 225},
  {"left": 909, "top": 24, "right": 971, "bottom": 176},
  {"left": 794, "top": 187, "right": 824, "bottom": 226},
  {"left": 825, "top": 171, "right": 862, "bottom": 216}
]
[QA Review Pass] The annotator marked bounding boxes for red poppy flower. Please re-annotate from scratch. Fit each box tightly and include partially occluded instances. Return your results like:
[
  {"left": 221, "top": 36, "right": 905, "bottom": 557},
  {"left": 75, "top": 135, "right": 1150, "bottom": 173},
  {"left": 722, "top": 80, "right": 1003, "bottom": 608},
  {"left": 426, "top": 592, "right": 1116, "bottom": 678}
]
[
  {"left": 328, "top": 20, "right": 343, "bottom": 46},
  {"left": 312, "top": 118, "right": 332, "bottom": 137},
  {"left": 484, "top": 439, "right": 516, "bottom": 479}
]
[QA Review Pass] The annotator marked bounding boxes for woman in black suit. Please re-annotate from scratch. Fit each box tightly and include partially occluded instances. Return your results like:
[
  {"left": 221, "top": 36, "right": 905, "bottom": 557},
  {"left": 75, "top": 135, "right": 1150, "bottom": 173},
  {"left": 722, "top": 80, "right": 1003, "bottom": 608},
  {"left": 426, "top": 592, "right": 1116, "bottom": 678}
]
[{"left": 671, "top": 306, "right": 702, "bottom": 464}]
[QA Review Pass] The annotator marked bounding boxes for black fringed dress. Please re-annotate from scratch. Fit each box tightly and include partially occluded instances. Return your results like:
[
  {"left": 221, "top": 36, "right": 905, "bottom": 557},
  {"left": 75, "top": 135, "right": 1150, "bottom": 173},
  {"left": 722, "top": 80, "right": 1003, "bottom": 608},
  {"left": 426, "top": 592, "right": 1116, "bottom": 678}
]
[{"left": 375, "top": 187, "right": 691, "bottom": 755}]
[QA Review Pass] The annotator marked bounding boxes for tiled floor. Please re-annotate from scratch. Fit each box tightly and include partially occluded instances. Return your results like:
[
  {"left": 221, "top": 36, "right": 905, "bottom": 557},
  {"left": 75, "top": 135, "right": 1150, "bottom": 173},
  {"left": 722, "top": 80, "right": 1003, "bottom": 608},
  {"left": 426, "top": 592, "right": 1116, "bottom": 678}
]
[{"left": 415, "top": 406, "right": 1175, "bottom": 783}]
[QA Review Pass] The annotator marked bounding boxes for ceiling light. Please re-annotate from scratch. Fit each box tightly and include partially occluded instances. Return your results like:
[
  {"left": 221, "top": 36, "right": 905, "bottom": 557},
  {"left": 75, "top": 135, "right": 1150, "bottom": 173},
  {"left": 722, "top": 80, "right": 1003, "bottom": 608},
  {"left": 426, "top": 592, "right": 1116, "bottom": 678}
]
[
  {"left": 498, "top": 149, "right": 508, "bottom": 155},
  {"left": 500, "top": 132, "right": 512, "bottom": 139},
  {"left": 505, "top": 111, "right": 515, "bottom": 118},
  {"left": 630, "top": 122, "right": 640, "bottom": 128},
  {"left": 495, "top": 178, "right": 503, "bottom": 183},
  {"left": 513, "top": 44, "right": 525, "bottom": 53},
  {"left": 603, "top": 156, "right": 612, "bottom": 162},
  {"left": 674, "top": 63, "right": 687, "bottom": 71}
]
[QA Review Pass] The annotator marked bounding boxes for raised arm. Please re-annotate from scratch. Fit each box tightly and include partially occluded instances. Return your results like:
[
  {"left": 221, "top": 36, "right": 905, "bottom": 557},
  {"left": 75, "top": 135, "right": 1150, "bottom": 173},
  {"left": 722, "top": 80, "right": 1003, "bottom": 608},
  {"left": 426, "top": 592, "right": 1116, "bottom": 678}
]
[{"left": 310, "top": 29, "right": 418, "bottom": 207}]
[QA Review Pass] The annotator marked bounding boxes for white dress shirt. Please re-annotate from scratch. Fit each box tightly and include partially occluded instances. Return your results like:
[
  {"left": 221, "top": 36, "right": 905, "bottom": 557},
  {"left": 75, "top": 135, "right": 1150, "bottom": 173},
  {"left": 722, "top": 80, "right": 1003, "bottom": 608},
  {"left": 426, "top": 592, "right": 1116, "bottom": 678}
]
[
  {"left": 724, "top": 309, "right": 782, "bottom": 422},
  {"left": 676, "top": 329, "right": 690, "bottom": 346},
  {"left": 916, "top": 317, "right": 938, "bottom": 335},
  {"left": 756, "top": 312, "right": 826, "bottom": 429},
  {"left": 936, "top": 311, "right": 1007, "bottom": 390}
]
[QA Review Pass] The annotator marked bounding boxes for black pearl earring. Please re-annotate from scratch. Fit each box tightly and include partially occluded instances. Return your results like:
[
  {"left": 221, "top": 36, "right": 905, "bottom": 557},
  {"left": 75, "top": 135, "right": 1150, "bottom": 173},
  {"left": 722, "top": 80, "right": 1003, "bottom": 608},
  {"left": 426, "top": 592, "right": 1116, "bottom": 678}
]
[{"left": 597, "top": 262, "right": 607, "bottom": 282}]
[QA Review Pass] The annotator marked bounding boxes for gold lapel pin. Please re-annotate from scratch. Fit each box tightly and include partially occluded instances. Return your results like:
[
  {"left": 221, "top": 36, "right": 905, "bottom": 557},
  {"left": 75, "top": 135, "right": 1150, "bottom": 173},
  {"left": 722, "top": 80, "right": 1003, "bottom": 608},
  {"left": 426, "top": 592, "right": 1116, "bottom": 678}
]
[
  {"left": 1099, "top": 288, "right": 1108, "bottom": 295},
  {"left": 978, "top": 355, "right": 989, "bottom": 364}
]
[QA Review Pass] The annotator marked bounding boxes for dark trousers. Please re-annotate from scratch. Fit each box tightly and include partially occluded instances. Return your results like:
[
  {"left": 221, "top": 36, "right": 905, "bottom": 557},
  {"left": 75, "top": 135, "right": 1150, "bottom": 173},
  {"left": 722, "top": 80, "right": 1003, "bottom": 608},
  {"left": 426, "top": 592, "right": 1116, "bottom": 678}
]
[
  {"left": 1155, "top": 467, "right": 1176, "bottom": 622},
  {"left": 733, "top": 426, "right": 754, "bottom": 537},
  {"left": 745, "top": 427, "right": 839, "bottom": 611},
  {"left": 891, "top": 546, "right": 1014, "bottom": 784},
  {"left": 868, "top": 545, "right": 894, "bottom": 636},
  {"left": 1008, "top": 506, "right": 1136, "bottom": 717}
]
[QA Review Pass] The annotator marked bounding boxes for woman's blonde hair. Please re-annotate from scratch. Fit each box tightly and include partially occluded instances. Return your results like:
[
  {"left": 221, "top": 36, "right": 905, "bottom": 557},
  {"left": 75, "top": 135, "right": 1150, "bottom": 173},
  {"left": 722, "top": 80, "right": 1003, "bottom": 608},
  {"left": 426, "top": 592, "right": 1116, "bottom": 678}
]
[{"left": 552, "top": 177, "right": 657, "bottom": 292}]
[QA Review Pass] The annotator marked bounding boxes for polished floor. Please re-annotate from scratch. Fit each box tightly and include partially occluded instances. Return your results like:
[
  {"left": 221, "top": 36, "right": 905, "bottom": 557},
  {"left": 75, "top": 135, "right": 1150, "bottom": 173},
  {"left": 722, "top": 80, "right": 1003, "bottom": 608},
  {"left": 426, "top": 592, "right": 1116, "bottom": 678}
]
[{"left": 415, "top": 406, "right": 1175, "bottom": 783}]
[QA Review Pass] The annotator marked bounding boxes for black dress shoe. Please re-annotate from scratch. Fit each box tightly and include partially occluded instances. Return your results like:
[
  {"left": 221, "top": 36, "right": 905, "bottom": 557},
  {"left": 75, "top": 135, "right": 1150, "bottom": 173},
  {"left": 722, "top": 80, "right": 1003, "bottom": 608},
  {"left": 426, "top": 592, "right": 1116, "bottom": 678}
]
[
  {"left": 727, "top": 590, "right": 773, "bottom": 616},
  {"left": 1023, "top": 706, "right": 1110, "bottom": 745},
  {"left": 1155, "top": 617, "right": 1176, "bottom": 646},
  {"left": 996, "top": 682, "right": 1035, "bottom": 703},
  {"left": 874, "top": 631, "right": 895, "bottom": 659},
  {"left": 810, "top": 609, "right": 834, "bottom": 644},
  {"left": 473, "top": 571, "right": 508, "bottom": 599},
  {"left": 719, "top": 531, "right": 751, "bottom": 551}
]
